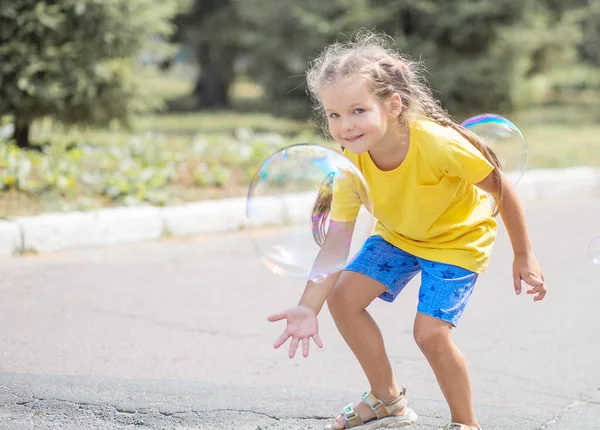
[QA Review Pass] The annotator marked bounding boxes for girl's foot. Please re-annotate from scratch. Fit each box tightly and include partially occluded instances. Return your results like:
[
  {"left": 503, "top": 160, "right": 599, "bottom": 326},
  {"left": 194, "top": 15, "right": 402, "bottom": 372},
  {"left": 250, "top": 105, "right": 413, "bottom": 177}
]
[
  {"left": 329, "top": 401, "right": 404, "bottom": 429},
  {"left": 326, "top": 387, "right": 418, "bottom": 429}
]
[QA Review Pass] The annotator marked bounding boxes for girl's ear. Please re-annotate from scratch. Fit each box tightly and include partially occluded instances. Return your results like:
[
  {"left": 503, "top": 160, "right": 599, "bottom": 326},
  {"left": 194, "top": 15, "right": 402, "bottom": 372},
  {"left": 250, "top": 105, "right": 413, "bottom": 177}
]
[{"left": 388, "top": 93, "right": 403, "bottom": 118}]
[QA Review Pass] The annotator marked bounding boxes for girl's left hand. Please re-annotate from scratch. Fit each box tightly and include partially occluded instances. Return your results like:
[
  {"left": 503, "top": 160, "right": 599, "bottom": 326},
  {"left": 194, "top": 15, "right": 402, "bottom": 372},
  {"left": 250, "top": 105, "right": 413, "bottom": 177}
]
[{"left": 513, "top": 250, "right": 546, "bottom": 301}]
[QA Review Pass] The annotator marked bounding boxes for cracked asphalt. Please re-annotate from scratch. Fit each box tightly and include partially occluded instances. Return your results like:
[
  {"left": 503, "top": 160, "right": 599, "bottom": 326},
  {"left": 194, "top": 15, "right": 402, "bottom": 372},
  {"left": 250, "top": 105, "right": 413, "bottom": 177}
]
[{"left": 0, "top": 198, "right": 599, "bottom": 429}]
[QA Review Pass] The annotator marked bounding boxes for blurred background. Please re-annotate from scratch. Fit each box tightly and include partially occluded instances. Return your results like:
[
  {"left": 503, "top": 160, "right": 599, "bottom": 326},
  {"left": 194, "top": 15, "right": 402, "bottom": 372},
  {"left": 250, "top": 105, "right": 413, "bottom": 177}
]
[{"left": 0, "top": 0, "right": 599, "bottom": 218}]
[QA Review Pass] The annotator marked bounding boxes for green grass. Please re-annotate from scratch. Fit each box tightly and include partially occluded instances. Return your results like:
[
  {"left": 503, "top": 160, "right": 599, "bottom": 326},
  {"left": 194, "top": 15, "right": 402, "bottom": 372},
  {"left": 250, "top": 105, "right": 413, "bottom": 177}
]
[
  {"left": 514, "top": 98, "right": 600, "bottom": 169},
  {"left": 135, "top": 111, "right": 312, "bottom": 136},
  {"left": 521, "top": 123, "right": 600, "bottom": 168}
]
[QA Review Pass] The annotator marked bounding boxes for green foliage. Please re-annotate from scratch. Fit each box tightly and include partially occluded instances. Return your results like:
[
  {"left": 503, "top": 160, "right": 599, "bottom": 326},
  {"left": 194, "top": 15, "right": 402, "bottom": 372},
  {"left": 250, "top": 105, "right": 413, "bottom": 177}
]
[
  {"left": 172, "top": 0, "right": 242, "bottom": 108},
  {"left": 189, "top": 0, "right": 583, "bottom": 118},
  {"left": 91, "top": 133, "right": 180, "bottom": 205},
  {"left": 0, "top": 144, "right": 33, "bottom": 190},
  {"left": 579, "top": 0, "right": 600, "bottom": 67},
  {"left": 1, "top": 0, "right": 599, "bottom": 218},
  {"left": 0, "top": 0, "right": 179, "bottom": 145},
  {"left": 0, "top": 102, "right": 598, "bottom": 218},
  {"left": 0, "top": 123, "right": 329, "bottom": 213},
  {"left": 237, "top": 0, "right": 371, "bottom": 117},
  {"left": 381, "top": 0, "right": 582, "bottom": 115}
]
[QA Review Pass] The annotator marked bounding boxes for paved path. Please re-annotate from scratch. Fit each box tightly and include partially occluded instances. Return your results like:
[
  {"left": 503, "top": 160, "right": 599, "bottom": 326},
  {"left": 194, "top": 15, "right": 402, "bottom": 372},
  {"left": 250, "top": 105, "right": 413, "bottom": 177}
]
[{"left": 0, "top": 198, "right": 598, "bottom": 429}]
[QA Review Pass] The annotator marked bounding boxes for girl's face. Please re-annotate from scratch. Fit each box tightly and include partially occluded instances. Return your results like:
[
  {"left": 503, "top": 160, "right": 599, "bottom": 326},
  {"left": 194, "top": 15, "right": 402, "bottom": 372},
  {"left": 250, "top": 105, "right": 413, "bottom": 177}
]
[{"left": 320, "top": 76, "right": 400, "bottom": 154}]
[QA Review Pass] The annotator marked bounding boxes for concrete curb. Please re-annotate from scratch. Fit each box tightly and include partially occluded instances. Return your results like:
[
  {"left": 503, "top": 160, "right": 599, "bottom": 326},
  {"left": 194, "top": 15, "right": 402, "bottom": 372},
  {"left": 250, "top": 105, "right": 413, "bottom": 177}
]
[
  {"left": 15, "top": 207, "right": 164, "bottom": 254},
  {"left": 0, "top": 221, "right": 22, "bottom": 256},
  {"left": 1, "top": 167, "right": 599, "bottom": 257},
  {"left": 514, "top": 166, "right": 600, "bottom": 200}
]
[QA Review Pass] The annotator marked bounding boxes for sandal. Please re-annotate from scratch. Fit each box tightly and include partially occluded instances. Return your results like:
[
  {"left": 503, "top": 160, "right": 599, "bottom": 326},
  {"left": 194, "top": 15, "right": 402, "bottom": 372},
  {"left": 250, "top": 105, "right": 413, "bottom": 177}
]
[{"left": 325, "top": 386, "right": 418, "bottom": 429}]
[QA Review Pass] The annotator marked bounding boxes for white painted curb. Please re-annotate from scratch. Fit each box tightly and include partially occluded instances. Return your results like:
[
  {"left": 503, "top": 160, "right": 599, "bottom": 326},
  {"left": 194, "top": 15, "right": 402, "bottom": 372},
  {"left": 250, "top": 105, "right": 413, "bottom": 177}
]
[
  {"left": 0, "top": 167, "right": 598, "bottom": 257},
  {"left": 15, "top": 207, "right": 164, "bottom": 254},
  {"left": 162, "top": 197, "right": 247, "bottom": 236},
  {"left": 515, "top": 167, "right": 600, "bottom": 200},
  {"left": 0, "top": 221, "right": 22, "bottom": 256}
]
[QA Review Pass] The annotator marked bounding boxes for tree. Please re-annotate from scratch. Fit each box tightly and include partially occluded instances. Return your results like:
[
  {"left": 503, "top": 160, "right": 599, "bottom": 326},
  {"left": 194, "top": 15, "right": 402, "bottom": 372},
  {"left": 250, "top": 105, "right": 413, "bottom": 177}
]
[
  {"left": 0, "top": 0, "right": 178, "bottom": 148},
  {"left": 233, "top": 0, "right": 580, "bottom": 118},
  {"left": 362, "top": 0, "right": 581, "bottom": 116},
  {"left": 237, "top": 0, "right": 373, "bottom": 117},
  {"left": 579, "top": 0, "right": 600, "bottom": 66},
  {"left": 173, "top": 0, "right": 243, "bottom": 109}
]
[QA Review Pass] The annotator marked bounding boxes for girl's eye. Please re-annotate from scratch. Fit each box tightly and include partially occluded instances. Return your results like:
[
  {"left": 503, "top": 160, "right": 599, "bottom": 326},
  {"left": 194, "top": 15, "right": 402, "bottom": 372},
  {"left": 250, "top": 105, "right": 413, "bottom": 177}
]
[
  {"left": 353, "top": 108, "right": 364, "bottom": 114},
  {"left": 329, "top": 113, "right": 339, "bottom": 119}
]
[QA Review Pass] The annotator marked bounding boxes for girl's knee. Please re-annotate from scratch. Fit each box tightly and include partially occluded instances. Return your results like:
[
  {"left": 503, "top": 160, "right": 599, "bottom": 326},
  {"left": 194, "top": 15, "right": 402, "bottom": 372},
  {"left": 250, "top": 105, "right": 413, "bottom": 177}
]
[
  {"left": 327, "top": 281, "right": 353, "bottom": 316},
  {"left": 327, "top": 271, "right": 387, "bottom": 317},
  {"left": 327, "top": 280, "right": 365, "bottom": 317},
  {"left": 413, "top": 314, "right": 452, "bottom": 353}
]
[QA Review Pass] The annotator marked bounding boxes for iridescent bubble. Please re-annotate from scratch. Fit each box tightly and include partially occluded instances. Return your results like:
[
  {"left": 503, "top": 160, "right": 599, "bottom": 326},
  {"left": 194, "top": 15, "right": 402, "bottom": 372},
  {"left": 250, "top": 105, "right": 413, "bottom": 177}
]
[
  {"left": 462, "top": 113, "right": 528, "bottom": 185},
  {"left": 588, "top": 237, "right": 600, "bottom": 265},
  {"left": 246, "top": 144, "right": 375, "bottom": 282}
]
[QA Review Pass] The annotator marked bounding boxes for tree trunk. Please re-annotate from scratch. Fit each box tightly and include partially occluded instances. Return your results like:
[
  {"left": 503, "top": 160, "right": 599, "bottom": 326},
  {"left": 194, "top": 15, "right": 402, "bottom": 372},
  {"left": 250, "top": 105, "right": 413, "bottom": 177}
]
[
  {"left": 194, "top": 44, "right": 234, "bottom": 109},
  {"left": 195, "top": 67, "right": 231, "bottom": 109},
  {"left": 12, "top": 121, "right": 31, "bottom": 149}
]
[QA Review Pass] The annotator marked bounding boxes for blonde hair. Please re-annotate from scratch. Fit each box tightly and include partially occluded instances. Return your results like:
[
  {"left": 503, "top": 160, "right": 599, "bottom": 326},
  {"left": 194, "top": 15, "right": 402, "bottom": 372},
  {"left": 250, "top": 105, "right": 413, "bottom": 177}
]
[{"left": 308, "top": 31, "right": 503, "bottom": 246}]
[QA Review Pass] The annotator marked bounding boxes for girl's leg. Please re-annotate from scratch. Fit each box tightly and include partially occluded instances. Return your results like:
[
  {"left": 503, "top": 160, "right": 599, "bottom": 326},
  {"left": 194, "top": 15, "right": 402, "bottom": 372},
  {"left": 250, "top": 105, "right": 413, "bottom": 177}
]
[
  {"left": 413, "top": 314, "right": 480, "bottom": 428},
  {"left": 414, "top": 258, "right": 481, "bottom": 428},
  {"left": 327, "top": 270, "right": 405, "bottom": 428}
]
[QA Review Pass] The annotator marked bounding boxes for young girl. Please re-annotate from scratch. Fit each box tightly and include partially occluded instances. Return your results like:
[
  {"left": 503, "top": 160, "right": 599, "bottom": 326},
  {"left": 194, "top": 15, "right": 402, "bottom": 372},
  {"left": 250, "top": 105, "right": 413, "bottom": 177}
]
[{"left": 267, "top": 31, "right": 546, "bottom": 430}]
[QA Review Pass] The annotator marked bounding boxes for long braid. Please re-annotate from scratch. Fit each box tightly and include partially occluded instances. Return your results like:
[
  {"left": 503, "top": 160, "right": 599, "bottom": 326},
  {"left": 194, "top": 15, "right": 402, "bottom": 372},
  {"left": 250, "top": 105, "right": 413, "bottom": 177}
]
[{"left": 311, "top": 172, "right": 334, "bottom": 247}]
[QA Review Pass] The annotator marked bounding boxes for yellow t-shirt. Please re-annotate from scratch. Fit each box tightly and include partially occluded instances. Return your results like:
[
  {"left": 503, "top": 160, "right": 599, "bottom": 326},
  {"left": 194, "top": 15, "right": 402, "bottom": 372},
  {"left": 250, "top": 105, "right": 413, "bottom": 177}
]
[{"left": 330, "top": 118, "right": 498, "bottom": 274}]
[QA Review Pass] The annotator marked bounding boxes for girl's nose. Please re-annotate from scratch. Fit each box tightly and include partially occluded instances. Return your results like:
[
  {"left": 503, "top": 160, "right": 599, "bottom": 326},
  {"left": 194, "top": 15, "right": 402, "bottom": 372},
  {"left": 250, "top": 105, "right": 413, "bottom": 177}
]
[{"left": 341, "top": 117, "right": 354, "bottom": 132}]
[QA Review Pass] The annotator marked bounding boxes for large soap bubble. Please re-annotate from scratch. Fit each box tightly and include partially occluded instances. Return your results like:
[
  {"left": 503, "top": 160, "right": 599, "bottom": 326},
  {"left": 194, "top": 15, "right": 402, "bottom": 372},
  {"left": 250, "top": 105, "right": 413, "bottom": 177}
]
[
  {"left": 589, "top": 237, "right": 600, "bottom": 265},
  {"left": 246, "top": 144, "right": 375, "bottom": 282}
]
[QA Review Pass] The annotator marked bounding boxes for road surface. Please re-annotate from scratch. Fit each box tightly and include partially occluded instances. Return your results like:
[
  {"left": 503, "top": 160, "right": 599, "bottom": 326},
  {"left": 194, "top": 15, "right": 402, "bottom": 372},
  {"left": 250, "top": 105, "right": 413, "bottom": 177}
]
[{"left": 0, "top": 198, "right": 598, "bottom": 429}]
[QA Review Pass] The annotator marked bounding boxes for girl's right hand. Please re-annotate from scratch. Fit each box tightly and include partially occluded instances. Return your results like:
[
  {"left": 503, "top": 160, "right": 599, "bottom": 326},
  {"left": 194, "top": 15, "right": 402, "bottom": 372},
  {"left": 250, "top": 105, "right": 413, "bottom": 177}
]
[{"left": 267, "top": 305, "right": 324, "bottom": 358}]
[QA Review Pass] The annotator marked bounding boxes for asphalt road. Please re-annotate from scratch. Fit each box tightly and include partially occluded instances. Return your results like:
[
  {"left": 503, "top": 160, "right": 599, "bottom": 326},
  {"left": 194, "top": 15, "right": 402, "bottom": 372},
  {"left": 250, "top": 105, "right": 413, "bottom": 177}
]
[{"left": 0, "top": 198, "right": 598, "bottom": 429}]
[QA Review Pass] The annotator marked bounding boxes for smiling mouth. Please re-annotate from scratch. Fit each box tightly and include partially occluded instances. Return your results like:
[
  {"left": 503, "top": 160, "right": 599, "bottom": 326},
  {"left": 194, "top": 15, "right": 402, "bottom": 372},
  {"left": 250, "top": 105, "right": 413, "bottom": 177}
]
[{"left": 343, "top": 134, "right": 364, "bottom": 142}]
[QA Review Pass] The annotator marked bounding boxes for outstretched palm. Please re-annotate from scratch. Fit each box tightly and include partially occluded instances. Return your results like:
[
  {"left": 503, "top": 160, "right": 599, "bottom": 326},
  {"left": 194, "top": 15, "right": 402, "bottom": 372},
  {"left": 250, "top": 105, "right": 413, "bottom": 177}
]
[{"left": 268, "top": 305, "right": 324, "bottom": 358}]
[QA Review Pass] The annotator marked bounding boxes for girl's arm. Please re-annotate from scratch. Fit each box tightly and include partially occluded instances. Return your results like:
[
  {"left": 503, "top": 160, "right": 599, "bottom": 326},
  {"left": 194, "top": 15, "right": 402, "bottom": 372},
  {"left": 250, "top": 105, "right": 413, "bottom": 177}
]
[
  {"left": 267, "top": 220, "right": 355, "bottom": 359},
  {"left": 298, "top": 220, "right": 356, "bottom": 313},
  {"left": 476, "top": 171, "right": 547, "bottom": 301}
]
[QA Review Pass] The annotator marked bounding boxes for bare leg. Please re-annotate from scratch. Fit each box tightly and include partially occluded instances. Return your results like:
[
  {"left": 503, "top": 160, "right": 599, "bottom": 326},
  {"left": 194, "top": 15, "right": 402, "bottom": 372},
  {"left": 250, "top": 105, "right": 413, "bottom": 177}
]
[
  {"left": 327, "top": 271, "right": 407, "bottom": 428},
  {"left": 413, "top": 312, "right": 480, "bottom": 428}
]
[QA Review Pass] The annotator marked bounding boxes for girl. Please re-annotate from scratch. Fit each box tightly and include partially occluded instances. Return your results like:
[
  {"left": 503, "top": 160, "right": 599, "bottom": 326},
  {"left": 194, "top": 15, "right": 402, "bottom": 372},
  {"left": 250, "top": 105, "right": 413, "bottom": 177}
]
[{"left": 267, "top": 31, "right": 546, "bottom": 430}]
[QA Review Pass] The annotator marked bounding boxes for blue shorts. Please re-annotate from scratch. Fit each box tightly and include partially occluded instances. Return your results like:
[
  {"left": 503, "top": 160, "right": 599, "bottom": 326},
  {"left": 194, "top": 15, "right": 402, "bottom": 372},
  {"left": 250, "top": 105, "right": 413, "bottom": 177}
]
[{"left": 345, "top": 236, "right": 478, "bottom": 327}]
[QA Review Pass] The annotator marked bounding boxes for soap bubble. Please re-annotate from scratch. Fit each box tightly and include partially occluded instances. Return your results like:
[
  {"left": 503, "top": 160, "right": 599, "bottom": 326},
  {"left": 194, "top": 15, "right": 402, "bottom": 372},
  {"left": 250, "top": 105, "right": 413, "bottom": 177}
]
[
  {"left": 588, "top": 237, "right": 600, "bottom": 265},
  {"left": 462, "top": 114, "right": 528, "bottom": 185},
  {"left": 246, "top": 144, "right": 375, "bottom": 282}
]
